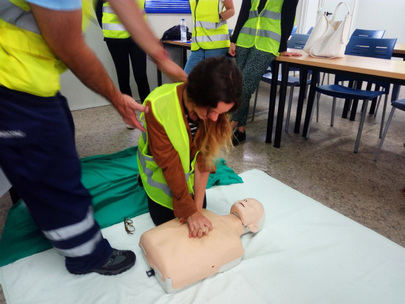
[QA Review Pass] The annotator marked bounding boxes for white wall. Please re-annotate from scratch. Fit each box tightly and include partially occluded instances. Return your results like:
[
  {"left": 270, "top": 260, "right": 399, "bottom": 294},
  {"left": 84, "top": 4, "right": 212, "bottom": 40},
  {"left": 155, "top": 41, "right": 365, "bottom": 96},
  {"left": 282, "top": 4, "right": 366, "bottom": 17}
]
[
  {"left": 297, "top": 0, "right": 405, "bottom": 42},
  {"left": 354, "top": 0, "right": 405, "bottom": 43}
]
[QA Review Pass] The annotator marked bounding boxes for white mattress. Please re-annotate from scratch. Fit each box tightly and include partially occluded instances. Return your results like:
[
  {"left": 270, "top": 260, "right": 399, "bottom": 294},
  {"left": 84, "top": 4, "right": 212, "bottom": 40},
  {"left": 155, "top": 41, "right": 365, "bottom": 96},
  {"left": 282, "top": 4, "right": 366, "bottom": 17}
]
[{"left": 1, "top": 169, "right": 404, "bottom": 304}]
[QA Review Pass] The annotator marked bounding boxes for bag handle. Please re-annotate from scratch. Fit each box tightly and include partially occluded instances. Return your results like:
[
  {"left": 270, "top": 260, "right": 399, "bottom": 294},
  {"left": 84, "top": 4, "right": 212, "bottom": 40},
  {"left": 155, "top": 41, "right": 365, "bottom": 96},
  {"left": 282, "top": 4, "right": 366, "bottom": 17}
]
[{"left": 330, "top": 2, "right": 351, "bottom": 24}]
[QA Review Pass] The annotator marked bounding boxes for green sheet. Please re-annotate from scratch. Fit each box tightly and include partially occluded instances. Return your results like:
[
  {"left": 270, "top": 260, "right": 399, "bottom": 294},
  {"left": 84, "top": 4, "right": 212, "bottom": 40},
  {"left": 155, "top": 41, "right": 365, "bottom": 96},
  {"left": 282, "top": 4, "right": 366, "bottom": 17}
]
[{"left": 0, "top": 147, "right": 242, "bottom": 267}]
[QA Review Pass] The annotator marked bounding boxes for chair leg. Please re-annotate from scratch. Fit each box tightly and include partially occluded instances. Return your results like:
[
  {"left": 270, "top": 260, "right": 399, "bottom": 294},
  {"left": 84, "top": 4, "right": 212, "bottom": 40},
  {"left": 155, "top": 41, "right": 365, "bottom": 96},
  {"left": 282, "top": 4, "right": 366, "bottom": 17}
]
[
  {"left": 373, "top": 95, "right": 382, "bottom": 119},
  {"left": 374, "top": 107, "right": 396, "bottom": 162},
  {"left": 251, "top": 85, "right": 259, "bottom": 122},
  {"left": 285, "top": 85, "right": 295, "bottom": 133},
  {"left": 331, "top": 97, "right": 337, "bottom": 127},
  {"left": 354, "top": 100, "right": 369, "bottom": 153},
  {"left": 379, "top": 93, "right": 389, "bottom": 138}
]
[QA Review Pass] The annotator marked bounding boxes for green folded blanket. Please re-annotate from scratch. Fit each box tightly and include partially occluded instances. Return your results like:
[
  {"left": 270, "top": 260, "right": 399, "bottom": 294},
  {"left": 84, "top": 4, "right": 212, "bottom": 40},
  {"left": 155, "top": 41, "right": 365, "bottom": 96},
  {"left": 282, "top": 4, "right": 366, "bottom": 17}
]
[{"left": 0, "top": 147, "right": 242, "bottom": 267}]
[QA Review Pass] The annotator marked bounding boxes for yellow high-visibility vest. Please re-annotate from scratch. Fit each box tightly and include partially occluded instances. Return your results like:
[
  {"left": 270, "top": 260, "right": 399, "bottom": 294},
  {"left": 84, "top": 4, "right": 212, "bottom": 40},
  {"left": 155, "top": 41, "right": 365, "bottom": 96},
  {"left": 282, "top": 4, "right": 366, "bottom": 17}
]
[
  {"left": 102, "top": 0, "right": 146, "bottom": 39},
  {"left": 236, "top": 0, "right": 283, "bottom": 55},
  {"left": 137, "top": 83, "right": 198, "bottom": 209},
  {"left": 0, "top": 0, "right": 91, "bottom": 97},
  {"left": 189, "top": 0, "right": 230, "bottom": 51}
]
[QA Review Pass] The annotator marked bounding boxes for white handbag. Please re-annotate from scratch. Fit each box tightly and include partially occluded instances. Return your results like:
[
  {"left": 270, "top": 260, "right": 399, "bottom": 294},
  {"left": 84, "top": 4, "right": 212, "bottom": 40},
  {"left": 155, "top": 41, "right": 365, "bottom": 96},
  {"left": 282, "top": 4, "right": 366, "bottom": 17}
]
[{"left": 304, "top": 1, "right": 352, "bottom": 58}]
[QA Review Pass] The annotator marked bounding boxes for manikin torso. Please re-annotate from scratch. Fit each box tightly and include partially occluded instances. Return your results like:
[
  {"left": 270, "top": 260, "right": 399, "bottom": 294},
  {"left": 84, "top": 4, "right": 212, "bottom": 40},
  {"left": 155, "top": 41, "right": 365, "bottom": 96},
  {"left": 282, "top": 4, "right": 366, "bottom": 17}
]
[{"left": 139, "top": 198, "right": 265, "bottom": 293}]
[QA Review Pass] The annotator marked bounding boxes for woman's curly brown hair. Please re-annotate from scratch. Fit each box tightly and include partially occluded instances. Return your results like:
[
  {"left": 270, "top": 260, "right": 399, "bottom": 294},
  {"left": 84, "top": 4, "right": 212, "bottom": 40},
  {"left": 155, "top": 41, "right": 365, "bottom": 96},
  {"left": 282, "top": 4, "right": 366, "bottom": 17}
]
[{"left": 186, "top": 57, "right": 242, "bottom": 170}]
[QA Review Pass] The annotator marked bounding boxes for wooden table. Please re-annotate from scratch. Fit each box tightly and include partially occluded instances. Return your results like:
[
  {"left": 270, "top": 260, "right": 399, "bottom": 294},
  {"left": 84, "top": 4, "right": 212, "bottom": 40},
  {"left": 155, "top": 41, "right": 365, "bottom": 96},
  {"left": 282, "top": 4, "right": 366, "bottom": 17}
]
[
  {"left": 393, "top": 43, "right": 405, "bottom": 60},
  {"left": 157, "top": 40, "right": 191, "bottom": 86},
  {"left": 267, "top": 50, "right": 405, "bottom": 148}
]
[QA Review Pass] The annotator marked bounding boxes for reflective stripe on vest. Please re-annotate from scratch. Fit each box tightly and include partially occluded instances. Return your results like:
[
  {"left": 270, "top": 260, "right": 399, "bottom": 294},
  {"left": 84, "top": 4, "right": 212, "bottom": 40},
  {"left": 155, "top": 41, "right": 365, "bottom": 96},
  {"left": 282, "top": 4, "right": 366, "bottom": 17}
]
[
  {"left": 190, "top": 0, "right": 230, "bottom": 51},
  {"left": 0, "top": 0, "right": 90, "bottom": 97},
  {"left": 236, "top": 0, "right": 284, "bottom": 55},
  {"left": 137, "top": 83, "right": 198, "bottom": 210},
  {"left": 0, "top": 0, "right": 39, "bottom": 33},
  {"left": 102, "top": 0, "right": 145, "bottom": 39}
]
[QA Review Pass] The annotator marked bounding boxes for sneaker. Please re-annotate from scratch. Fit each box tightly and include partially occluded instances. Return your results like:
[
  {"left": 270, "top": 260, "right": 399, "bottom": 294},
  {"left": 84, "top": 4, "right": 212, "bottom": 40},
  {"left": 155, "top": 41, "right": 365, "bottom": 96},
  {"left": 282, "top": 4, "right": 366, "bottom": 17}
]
[
  {"left": 126, "top": 124, "right": 135, "bottom": 130},
  {"left": 70, "top": 249, "right": 136, "bottom": 276},
  {"left": 232, "top": 129, "right": 246, "bottom": 146}
]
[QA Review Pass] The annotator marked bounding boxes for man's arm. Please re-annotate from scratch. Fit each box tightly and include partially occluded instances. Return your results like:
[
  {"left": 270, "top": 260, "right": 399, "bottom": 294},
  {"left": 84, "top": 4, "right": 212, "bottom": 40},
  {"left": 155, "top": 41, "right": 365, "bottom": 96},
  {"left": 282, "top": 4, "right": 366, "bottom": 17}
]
[
  {"left": 220, "top": 0, "right": 235, "bottom": 21},
  {"left": 30, "top": 4, "right": 146, "bottom": 130},
  {"left": 108, "top": 0, "right": 187, "bottom": 82}
]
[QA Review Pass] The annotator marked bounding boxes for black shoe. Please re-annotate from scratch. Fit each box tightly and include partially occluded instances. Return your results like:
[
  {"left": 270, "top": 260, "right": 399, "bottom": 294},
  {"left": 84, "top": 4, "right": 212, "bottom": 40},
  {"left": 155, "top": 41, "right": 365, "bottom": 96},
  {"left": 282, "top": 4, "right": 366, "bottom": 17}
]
[
  {"left": 70, "top": 249, "right": 136, "bottom": 276},
  {"left": 232, "top": 129, "right": 246, "bottom": 146}
]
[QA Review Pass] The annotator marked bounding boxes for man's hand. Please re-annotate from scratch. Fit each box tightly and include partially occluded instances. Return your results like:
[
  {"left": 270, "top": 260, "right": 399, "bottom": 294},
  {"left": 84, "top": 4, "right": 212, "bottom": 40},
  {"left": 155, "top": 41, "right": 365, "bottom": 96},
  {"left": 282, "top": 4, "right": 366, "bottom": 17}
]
[
  {"left": 228, "top": 42, "right": 236, "bottom": 57},
  {"left": 279, "top": 51, "right": 302, "bottom": 57},
  {"left": 113, "top": 94, "right": 147, "bottom": 132},
  {"left": 186, "top": 211, "right": 213, "bottom": 238}
]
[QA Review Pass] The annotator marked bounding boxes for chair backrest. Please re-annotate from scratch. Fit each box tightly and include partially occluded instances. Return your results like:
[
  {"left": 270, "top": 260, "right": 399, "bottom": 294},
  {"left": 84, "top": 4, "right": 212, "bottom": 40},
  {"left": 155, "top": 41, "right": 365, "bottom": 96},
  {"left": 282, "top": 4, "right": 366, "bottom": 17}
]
[
  {"left": 287, "top": 34, "right": 310, "bottom": 50},
  {"left": 351, "top": 29, "right": 385, "bottom": 38},
  {"left": 291, "top": 26, "right": 297, "bottom": 35},
  {"left": 337, "top": 37, "right": 397, "bottom": 88},
  {"left": 307, "top": 27, "right": 313, "bottom": 35},
  {"left": 345, "top": 36, "right": 397, "bottom": 59}
]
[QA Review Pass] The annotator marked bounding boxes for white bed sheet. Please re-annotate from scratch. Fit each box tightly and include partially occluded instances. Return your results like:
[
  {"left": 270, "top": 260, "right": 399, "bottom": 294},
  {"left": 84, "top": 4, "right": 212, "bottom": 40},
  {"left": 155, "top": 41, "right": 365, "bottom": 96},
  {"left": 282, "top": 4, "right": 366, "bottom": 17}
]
[{"left": 1, "top": 169, "right": 404, "bottom": 304}]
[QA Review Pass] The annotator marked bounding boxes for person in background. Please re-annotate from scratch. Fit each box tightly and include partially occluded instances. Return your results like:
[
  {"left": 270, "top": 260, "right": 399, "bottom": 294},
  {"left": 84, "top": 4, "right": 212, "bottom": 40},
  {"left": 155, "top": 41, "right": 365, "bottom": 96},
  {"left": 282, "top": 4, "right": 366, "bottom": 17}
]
[
  {"left": 96, "top": 0, "right": 150, "bottom": 129},
  {"left": 184, "top": 0, "right": 235, "bottom": 74},
  {"left": 0, "top": 0, "right": 186, "bottom": 276},
  {"left": 228, "top": 0, "right": 301, "bottom": 146},
  {"left": 137, "top": 57, "right": 242, "bottom": 238}
]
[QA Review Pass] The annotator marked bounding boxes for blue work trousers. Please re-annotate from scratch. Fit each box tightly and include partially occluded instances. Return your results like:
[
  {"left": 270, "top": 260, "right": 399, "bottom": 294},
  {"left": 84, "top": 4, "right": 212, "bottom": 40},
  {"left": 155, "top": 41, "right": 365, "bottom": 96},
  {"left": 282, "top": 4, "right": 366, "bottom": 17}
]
[{"left": 0, "top": 86, "right": 112, "bottom": 273}]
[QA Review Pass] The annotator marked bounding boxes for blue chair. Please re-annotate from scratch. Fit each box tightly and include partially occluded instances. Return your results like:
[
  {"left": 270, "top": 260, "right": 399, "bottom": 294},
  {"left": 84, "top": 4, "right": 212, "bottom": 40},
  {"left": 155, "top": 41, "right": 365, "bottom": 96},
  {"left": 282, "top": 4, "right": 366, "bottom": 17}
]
[
  {"left": 319, "top": 29, "right": 386, "bottom": 118},
  {"left": 307, "top": 27, "right": 313, "bottom": 35},
  {"left": 374, "top": 99, "right": 405, "bottom": 161},
  {"left": 291, "top": 26, "right": 298, "bottom": 35},
  {"left": 252, "top": 34, "right": 311, "bottom": 128},
  {"left": 351, "top": 29, "right": 385, "bottom": 38},
  {"left": 307, "top": 37, "right": 397, "bottom": 153}
]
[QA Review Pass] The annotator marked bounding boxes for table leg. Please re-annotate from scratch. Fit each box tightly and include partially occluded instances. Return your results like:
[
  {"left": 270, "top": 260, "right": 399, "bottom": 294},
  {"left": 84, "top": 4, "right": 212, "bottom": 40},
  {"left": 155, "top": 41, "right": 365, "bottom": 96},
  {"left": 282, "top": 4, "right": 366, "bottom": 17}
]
[
  {"left": 294, "top": 68, "right": 308, "bottom": 134},
  {"left": 303, "top": 70, "right": 319, "bottom": 138},
  {"left": 157, "top": 69, "right": 162, "bottom": 86},
  {"left": 274, "top": 62, "right": 289, "bottom": 148},
  {"left": 265, "top": 61, "right": 279, "bottom": 143}
]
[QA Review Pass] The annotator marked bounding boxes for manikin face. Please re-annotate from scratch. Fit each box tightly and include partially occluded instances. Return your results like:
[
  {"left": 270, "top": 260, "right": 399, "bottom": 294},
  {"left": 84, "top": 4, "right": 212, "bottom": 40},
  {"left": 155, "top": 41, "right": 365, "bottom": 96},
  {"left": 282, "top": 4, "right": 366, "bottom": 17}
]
[
  {"left": 192, "top": 101, "right": 234, "bottom": 122},
  {"left": 230, "top": 198, "right": 265, "bottom": 233}
]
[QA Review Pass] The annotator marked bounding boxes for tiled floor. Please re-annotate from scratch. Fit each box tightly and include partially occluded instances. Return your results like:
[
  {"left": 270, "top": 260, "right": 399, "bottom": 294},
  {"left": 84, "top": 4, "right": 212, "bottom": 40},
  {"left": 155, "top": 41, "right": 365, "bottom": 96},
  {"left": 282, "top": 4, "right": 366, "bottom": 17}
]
[{"left": 0, "top": 83, "right": 404, "bottom": 303}]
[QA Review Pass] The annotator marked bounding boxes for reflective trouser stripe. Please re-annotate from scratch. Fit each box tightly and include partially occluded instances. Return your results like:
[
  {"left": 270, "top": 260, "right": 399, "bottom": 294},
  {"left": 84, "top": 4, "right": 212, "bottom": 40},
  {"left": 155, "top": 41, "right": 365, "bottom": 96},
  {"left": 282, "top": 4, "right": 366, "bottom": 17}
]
[
  {"left": 102, "top": 22, "right": 126, "bottom": 31},
  {"left": 42, "top": 207, "right": 95, "bottom": 241},
  {"left": 240, "top": 27, "right": 281, "bottom": 42},
  {"left": 192, "top": 33, "right": 229, "bottom": 43},
  {"left": 196, "top": 20, "right": 227, "bottom": 30},
  {"left": 0, "top": 0, "right": 39, "bottom": 33},
  {"left": 56, "top": 231, "right": 103, "bottom": 258}
]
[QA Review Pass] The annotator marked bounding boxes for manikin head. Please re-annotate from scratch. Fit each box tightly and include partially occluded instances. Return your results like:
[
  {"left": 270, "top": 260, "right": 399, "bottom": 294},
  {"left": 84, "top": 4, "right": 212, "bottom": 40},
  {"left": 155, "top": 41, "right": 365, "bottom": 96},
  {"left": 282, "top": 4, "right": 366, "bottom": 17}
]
[{"left": 230, "top": 198, "right": 265, "bottom": 234}]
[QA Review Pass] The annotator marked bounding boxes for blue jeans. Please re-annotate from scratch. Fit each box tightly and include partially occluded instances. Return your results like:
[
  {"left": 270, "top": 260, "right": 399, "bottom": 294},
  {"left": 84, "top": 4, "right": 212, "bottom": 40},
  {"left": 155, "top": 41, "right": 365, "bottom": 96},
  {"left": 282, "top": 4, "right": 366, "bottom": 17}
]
[{"left": 184, "top": 48, "right": 229, "bottom": 74}]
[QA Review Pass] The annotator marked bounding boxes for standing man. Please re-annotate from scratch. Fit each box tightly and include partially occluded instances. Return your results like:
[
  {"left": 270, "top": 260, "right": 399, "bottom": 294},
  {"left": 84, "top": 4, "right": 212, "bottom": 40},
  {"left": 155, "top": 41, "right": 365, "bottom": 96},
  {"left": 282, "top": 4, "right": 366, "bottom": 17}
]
[{"left": 0, "top": 0, "right": 186, "bottom": 275}]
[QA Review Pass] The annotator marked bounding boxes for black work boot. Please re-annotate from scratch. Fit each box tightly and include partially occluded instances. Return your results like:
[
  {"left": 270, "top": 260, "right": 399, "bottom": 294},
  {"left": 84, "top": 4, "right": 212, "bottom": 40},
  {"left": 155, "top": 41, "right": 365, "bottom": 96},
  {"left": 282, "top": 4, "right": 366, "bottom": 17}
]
[
  {"left": 70, "top": 249, "right": 136, "bottom": 276},
  {"left": 232, "top": 129, "right": 246, "bottom": 146}
]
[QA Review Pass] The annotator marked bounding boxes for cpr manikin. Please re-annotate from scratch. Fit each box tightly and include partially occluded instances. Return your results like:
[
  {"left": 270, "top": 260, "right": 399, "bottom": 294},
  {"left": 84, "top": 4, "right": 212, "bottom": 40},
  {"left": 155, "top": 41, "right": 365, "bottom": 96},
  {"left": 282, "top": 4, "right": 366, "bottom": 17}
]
[{"left": 139, "top": 198, "right": 265, "bottom": 293}]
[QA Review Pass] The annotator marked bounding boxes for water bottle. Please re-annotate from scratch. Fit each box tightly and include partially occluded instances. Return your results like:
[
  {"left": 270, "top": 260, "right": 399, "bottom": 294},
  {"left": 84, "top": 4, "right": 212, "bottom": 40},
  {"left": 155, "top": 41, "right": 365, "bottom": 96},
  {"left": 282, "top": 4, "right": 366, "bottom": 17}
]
[{"left": 180, "top": 18, "right": 187, "bottom": 42}]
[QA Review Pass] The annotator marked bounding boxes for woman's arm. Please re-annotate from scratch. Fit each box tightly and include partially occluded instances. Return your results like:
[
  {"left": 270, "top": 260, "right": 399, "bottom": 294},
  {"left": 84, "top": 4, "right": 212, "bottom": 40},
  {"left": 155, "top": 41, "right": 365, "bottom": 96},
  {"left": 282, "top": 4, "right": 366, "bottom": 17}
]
[
  {"left": 193, "top": 161, "right": 210, "bottom": 211},
  {"left": 228, "top": 0, "right": 250, "bottom": 56},
  {"left": 278, "top": 0, "right": 299, "bottom": 53},
  {"left": 220, "top": 0, "right": 235, "bottom": 21}
]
